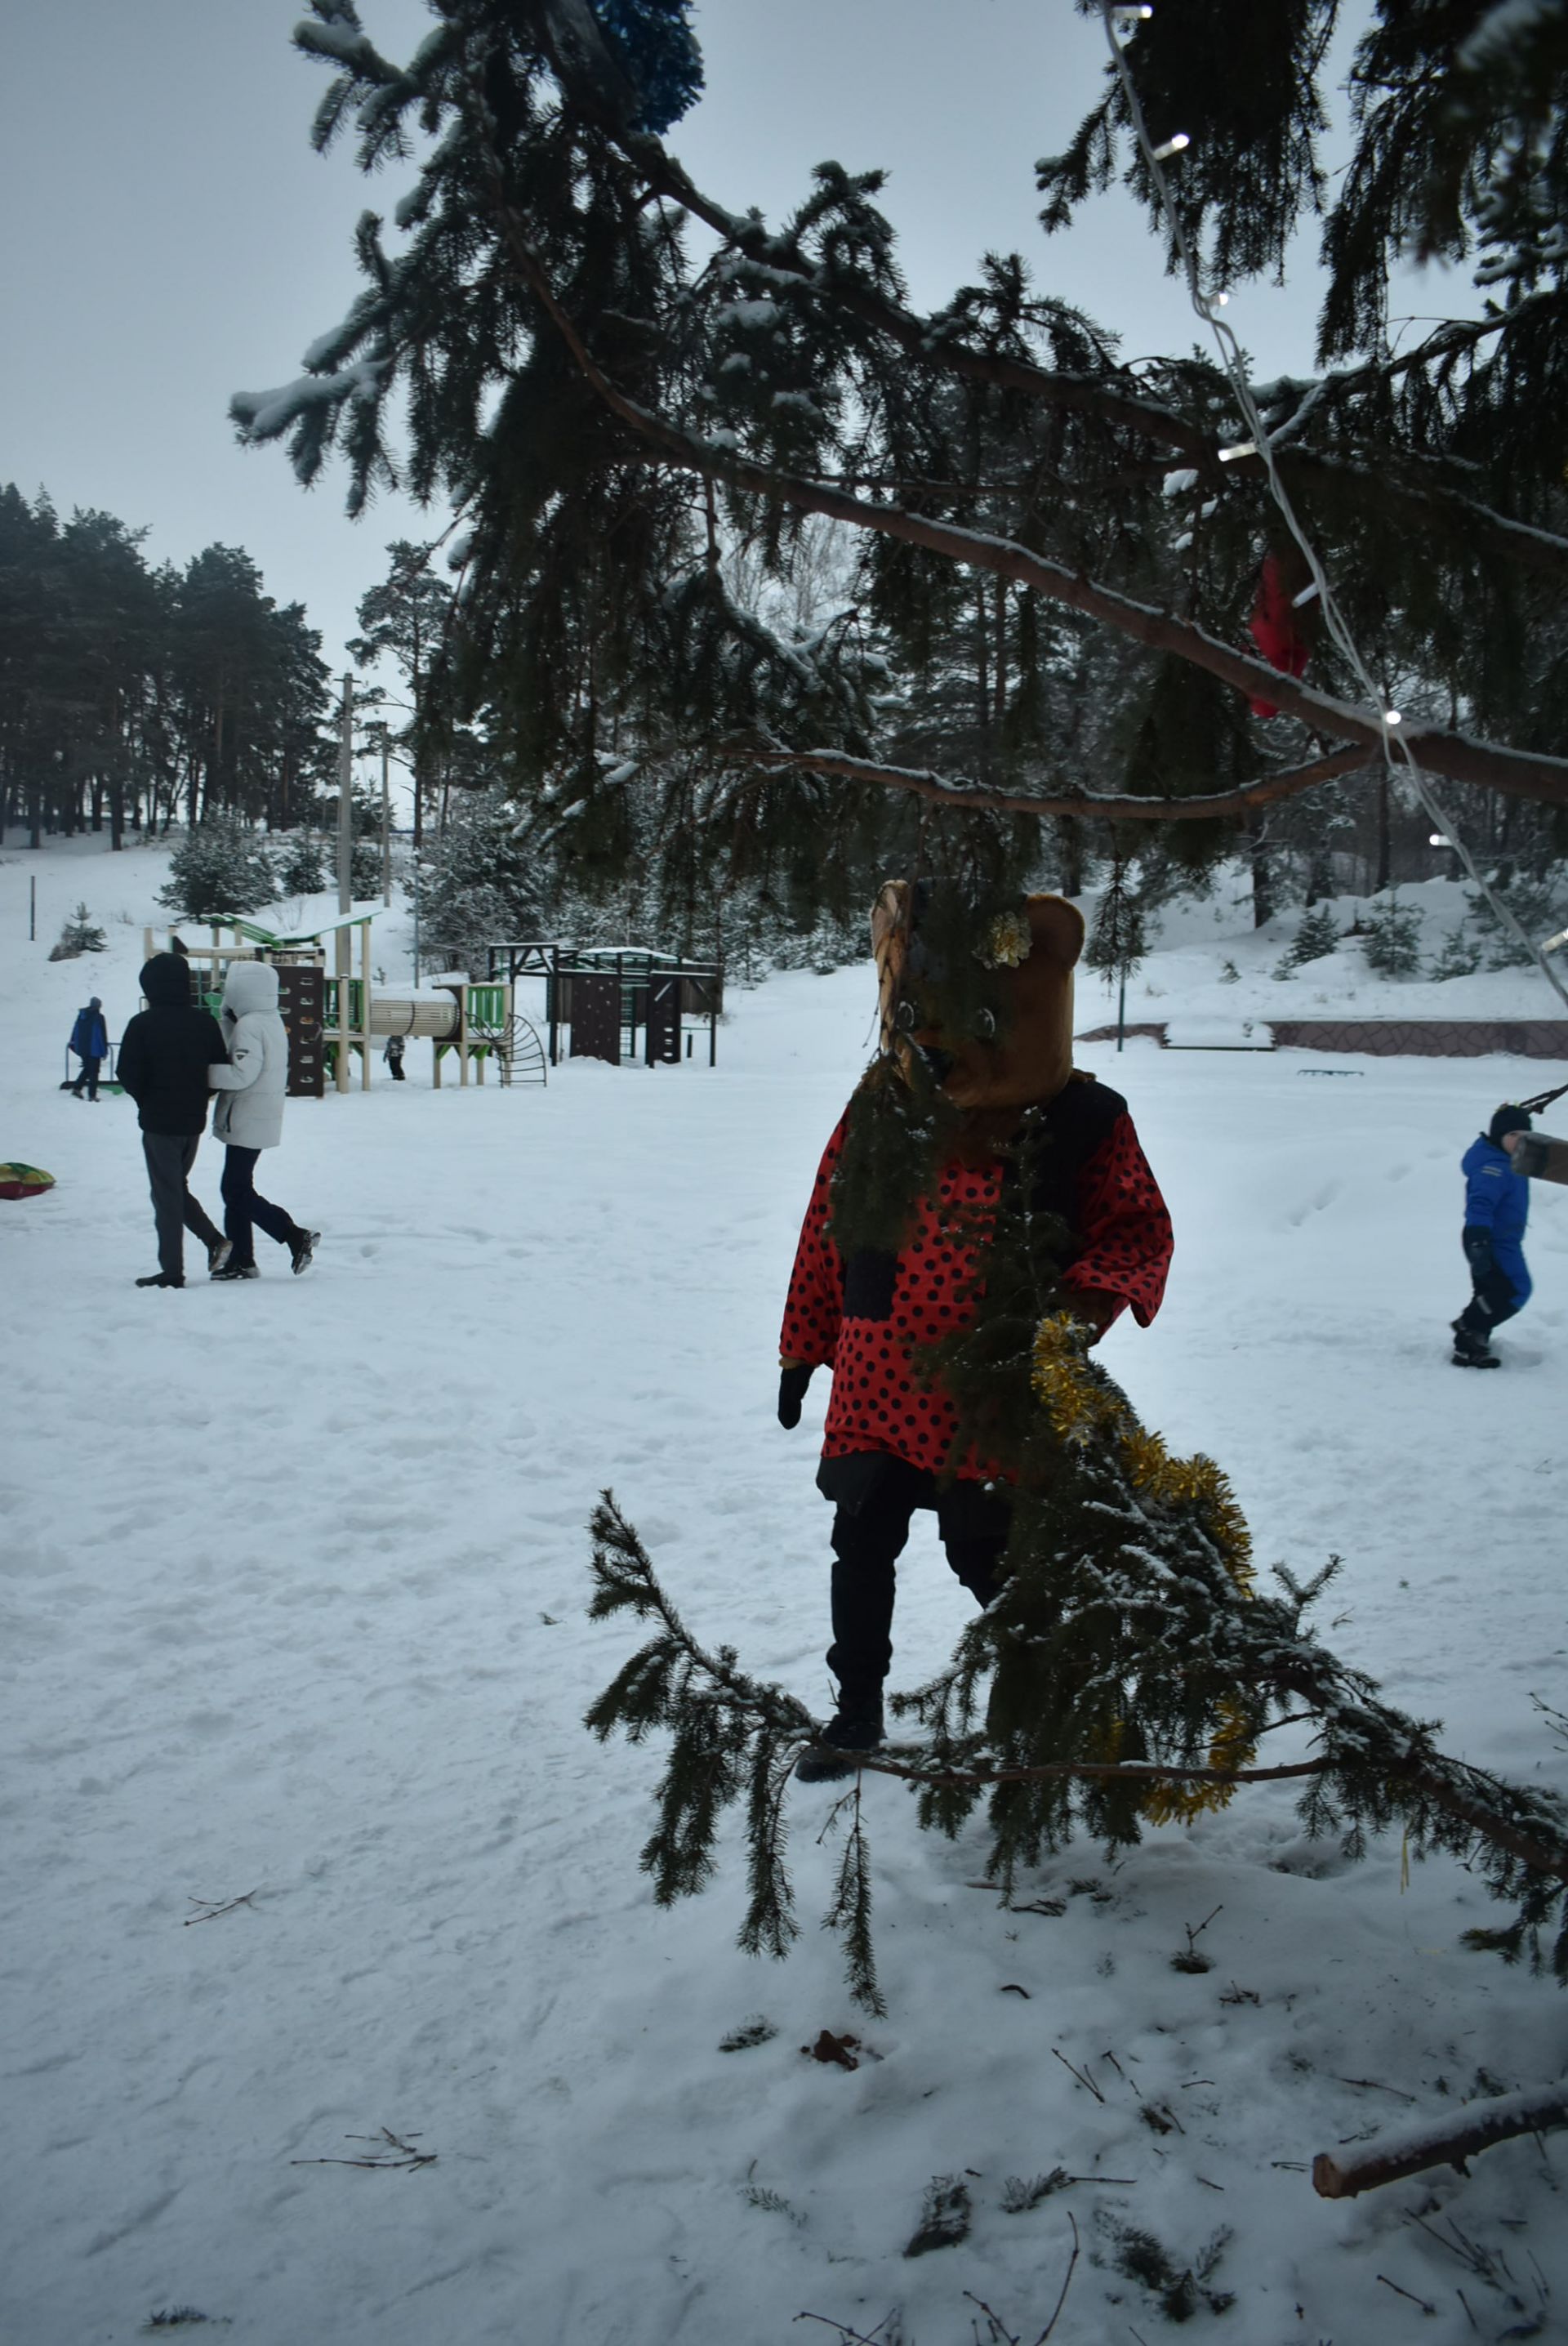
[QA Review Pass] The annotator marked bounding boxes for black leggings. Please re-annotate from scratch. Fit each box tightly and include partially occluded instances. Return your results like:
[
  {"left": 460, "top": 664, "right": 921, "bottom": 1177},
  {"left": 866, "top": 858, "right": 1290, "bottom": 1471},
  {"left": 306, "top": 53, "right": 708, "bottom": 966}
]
[
  {"left": 220, "top": 1146, "right": 296, "bottom": 1269},
  {"left": 826, "top": 1456, "right": 1010, "bottom": 1701}
]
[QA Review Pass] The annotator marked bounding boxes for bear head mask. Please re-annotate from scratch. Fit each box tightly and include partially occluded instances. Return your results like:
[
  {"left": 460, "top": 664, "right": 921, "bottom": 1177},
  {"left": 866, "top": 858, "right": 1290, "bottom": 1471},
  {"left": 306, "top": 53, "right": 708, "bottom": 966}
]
[{"left": 870, "top": 880, "right": 1085, "bottom": 1113}]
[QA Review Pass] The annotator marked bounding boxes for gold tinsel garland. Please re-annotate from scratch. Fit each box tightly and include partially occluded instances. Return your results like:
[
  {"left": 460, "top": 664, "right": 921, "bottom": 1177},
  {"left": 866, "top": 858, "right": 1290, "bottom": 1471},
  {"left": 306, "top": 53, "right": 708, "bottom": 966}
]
[{"left": 1030, "top": 1313, "right": 1258, "bottom": 1818}]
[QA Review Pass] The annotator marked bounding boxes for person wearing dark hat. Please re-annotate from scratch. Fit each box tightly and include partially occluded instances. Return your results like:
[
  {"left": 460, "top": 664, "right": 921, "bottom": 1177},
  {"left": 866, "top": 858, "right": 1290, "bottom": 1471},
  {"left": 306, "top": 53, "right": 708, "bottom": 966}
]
[
  {"left": 1451, "top": 1104, "right": 1534, "bottom": 1367},
  {"left": 68, "top": 997, "right": 109, "bottom": 1099},
  {"left": 114, "top": 954, "right": 232, "bottom": 1289}
]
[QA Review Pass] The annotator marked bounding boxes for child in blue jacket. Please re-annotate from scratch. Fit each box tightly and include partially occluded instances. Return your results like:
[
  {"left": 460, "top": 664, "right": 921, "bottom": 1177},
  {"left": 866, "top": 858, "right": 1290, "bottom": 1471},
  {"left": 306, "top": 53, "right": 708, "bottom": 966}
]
[
  {"left": 68, "top": 997, "right": 109, "bottom": 1099},
  {"left": 1451, "top": 1104, "right": 1533, "bottom": 1367}
]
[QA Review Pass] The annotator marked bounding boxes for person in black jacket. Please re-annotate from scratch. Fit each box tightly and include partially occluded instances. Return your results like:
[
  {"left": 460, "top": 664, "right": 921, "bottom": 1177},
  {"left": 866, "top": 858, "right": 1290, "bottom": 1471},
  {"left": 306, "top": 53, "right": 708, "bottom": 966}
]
[{"left": 115, "top": 953, "right": 232, "bottom": 1288}]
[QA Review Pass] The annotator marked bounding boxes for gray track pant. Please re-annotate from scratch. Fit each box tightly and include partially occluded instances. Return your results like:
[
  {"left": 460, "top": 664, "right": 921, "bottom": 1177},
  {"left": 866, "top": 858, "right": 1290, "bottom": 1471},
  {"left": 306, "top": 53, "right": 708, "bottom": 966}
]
[{"left": 142, "top": 1132, "right": 223, "bottom": 1280}]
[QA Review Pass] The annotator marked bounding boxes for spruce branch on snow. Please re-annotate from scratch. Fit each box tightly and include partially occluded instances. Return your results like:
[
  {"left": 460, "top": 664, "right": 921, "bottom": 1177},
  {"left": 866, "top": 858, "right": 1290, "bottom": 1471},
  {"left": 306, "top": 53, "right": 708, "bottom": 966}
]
[{"left": 584, "top": 1309, "right": 1568, "bottom": 2015}]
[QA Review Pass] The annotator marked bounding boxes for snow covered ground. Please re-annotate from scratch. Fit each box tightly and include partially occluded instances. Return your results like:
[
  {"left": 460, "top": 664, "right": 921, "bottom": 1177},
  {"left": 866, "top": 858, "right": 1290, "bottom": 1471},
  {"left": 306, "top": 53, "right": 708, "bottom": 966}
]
[{"left": 3, "top": 834, "right": 1567, "bottom": 2346}]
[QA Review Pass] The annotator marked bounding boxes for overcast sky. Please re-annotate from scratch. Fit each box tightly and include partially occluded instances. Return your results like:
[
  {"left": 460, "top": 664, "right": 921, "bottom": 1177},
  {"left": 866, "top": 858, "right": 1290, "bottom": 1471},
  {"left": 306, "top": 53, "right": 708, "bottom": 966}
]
[{"left": 1, "top": 1, "right": 1426, "bottom": 683}]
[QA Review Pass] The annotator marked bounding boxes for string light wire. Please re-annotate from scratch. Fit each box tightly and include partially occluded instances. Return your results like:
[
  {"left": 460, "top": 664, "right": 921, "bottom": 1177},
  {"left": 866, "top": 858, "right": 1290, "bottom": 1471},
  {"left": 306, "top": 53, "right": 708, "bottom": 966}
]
[{"left": 1097, "top": 1, "right": 1568, "bottom": 1013}]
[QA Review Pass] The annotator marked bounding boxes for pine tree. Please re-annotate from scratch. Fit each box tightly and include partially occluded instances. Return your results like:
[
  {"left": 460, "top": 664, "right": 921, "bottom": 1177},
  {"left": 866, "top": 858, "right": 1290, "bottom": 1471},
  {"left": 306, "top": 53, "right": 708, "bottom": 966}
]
[
  {"left": 1084, "top": 861, "right": 1148, "bottom": 988},
  {"left": 418, "top": 783, "right": 546, "bottom": 972},
  {"left": 0, "top": 481, "right": 332, "bottom": 847},
  {"left": 232, "top": 0, "right": 1568, "bottom": 931},
  {"left": 1273, "top": 901, "right": 1340, "bottom": 976},
  {"left": 277, "top": 833, "right": 328, "bottom": 895},
  {"left": 158, "top": 822, "right": 279, "bottom": 921},
  {"left": 1360, "top": 893, "right": 1423, "bottom": 976}
]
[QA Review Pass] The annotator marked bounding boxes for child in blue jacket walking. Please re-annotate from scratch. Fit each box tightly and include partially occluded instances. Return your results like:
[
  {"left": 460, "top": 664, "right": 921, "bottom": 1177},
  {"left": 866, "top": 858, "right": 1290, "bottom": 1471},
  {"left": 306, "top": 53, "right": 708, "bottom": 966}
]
[{"left": 1451, "top": 1104, "right": 1534, "bottom": 1367}]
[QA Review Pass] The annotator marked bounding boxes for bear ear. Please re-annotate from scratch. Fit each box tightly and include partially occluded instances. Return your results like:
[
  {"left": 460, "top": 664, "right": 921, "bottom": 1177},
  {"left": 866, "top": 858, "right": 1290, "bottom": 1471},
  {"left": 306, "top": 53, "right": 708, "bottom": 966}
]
[{"left": 1024, "top": 894, "right": 1085, "bottom": 970}]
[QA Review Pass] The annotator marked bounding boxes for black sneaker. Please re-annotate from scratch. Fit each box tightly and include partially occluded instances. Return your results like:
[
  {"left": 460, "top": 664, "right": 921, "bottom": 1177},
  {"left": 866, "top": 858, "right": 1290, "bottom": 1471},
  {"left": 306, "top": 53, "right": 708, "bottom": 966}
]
[
  {"left": 211, "top": 1261, "right": 261, "bottom": 1282},
  {"left": 208, "top": 1238, "right": 234, "bottom": 1276},
  {"left": 796, "top": 1698, "right": 885, "bottom": 1784},
  {"left": 288, "top": 1229, "right": 320, "bottom": 1276},
  {"left": 1450, "top": 1318, "right": 1499, "bottom": 1369},
  {"left": 135, "top": 1273, "right": 185, "bottom": 1288}
]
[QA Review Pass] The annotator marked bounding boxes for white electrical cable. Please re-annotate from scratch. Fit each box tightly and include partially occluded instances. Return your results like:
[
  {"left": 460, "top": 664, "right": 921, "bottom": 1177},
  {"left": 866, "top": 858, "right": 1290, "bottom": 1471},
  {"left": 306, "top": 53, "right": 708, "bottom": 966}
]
[{"left": 1097, "top": 1, "right": 1568, "bottom": 1013}]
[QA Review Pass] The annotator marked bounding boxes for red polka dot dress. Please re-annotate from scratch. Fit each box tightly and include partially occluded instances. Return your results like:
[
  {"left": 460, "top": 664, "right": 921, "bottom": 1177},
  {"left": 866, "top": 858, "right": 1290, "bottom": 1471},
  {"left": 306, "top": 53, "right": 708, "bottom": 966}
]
[{"left": 781, "top": 1078, "right": 1172, "bottom": 1484}]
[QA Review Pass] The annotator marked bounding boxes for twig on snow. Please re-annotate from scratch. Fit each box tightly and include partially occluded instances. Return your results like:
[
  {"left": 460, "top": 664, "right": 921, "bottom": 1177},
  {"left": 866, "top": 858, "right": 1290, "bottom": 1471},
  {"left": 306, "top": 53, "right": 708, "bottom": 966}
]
[
  {"left": 290, "top": 2128, "right": 437, "bottom": 2172},
  {"left": 183, "top": 1893, "right": 257, "bottom": 1926}
]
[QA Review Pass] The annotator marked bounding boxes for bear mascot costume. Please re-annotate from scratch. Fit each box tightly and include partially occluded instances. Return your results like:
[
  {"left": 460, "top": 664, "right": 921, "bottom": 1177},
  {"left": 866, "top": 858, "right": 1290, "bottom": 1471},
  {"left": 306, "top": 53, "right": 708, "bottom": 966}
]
[{"left": 779, "top": 880, "right": 1173, "bottom": 1777}]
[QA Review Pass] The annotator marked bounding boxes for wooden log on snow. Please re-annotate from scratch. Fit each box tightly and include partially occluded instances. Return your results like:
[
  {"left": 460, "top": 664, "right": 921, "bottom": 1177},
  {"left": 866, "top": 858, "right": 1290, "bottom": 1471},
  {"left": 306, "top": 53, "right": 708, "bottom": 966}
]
[{"left": 1312, "top": 2082, "right": 1568, "bottom": 2200}]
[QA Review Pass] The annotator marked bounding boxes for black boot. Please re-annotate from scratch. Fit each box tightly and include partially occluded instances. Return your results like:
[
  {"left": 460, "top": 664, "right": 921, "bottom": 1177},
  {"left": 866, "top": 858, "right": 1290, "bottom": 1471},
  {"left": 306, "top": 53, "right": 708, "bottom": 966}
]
[
  {"left": 1450, "top": 1318, "right": 1499, "bottom": 1368},
  {"left": 796, "top": 1691, "right": 886, "bottom": 1784},
  {"left": 287, "top": 1227, "right": 320, "bottom": 1276}
]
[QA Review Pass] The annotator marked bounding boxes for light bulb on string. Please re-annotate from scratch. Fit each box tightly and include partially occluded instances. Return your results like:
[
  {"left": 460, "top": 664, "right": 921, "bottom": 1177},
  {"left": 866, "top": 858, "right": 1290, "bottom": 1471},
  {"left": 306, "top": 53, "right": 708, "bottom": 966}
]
[
  {"left": 1218, "top": 440, "right": 1256, "bottom": 463},
  {"left": 1383, "top": 709, "right": 1402, "bottom": 728},
  {"left": 1152, "top": 134, "right": 1190, "bottom": 162}
]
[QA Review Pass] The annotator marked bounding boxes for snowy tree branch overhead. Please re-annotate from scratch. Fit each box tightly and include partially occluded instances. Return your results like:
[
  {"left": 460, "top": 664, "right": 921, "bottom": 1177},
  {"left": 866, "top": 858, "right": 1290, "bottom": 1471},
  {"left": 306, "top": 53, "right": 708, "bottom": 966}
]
[
  {"left": 235, "top": 0, "right": 1568, "bottom": 871},
  {"left": 741, "top": 738, "right": 1375, "bottom": 823}
]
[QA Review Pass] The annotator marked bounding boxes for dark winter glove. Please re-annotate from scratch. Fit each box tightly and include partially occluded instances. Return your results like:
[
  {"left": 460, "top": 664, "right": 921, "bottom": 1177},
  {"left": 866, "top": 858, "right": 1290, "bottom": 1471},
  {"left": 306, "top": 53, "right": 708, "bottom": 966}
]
[{"left": 777, "top": 1363, "right": 813, "bottom": 1429}]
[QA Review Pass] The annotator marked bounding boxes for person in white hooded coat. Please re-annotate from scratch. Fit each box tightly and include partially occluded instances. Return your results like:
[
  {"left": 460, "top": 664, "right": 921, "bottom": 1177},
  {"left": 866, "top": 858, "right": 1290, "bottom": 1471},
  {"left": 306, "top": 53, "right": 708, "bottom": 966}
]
[{"left": 207, "top": 961, "right": 319, "bottom": 1278}]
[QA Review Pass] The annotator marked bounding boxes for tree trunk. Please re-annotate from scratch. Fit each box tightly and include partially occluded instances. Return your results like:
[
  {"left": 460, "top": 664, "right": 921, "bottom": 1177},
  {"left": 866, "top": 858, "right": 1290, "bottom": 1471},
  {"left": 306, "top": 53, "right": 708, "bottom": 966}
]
[
  {"left": 973, "top": 586, "right": 992, "bottom": 781},
  {"left": 1247, "top": 813, "right": 1275, "bottom": 928},
  {"left": 1375, "top": 768, "right": 1392, "bottom": 892},
  {"left": 1055, "top": 816, "right": 1085, "bottom": 897}
]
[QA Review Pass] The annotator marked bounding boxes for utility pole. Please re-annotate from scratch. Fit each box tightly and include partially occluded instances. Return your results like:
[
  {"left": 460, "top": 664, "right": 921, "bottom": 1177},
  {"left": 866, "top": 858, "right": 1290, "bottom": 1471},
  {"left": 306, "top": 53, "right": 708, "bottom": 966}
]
[
  {"left": 381, "top": 734, "right": 392, "bottom": 907},
  {"left": 336, "top": 672, "right": 354, "bottom": 916},
  {"left": 335, "top": 672, "right": 354, "bottom": 1094}
]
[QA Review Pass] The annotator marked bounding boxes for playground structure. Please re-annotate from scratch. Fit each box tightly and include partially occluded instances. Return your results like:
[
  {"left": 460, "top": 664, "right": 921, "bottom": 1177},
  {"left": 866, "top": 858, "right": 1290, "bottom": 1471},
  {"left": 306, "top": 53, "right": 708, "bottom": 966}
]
[
  {"left": 144, "top": 915, "right": 546, "bottom": 1095},
  {"left": 136, "top": 918, "right": 722, "bottom": 1092},
  {"left": 485, "top": 942, "right": 722, "bottom": 1067}
]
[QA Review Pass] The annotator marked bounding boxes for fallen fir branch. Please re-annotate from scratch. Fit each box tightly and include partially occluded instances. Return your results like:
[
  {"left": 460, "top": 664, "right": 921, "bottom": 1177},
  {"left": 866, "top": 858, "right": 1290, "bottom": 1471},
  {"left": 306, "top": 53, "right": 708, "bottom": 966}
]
[
  {"left": 584, "top": 1483, "right": 1568, "bottom": 2019},
  {"left": 1312, "top": 2083, "right": 1568, "bottom": 2201}
]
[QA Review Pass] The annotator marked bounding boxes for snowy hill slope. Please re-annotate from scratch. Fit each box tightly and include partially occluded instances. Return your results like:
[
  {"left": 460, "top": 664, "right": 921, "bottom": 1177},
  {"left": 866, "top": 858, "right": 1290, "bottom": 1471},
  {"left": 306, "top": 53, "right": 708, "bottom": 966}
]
[{"left": 2, "top": 834, "right": 1566, "bottom": 2346}]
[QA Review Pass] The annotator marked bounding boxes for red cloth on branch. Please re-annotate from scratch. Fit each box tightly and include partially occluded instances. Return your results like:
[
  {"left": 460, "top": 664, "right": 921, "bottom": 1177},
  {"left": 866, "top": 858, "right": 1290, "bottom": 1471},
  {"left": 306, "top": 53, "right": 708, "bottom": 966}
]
[{"left": 1247, "top": 552, "right": 1312, "bottom": 718}]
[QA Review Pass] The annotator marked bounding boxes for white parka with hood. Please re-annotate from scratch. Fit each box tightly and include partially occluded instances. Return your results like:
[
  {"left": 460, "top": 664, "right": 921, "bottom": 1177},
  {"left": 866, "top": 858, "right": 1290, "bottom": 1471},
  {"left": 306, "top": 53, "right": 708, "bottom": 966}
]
[{"left": 208, "top": 961, "right": 289, "bottom": 1149}]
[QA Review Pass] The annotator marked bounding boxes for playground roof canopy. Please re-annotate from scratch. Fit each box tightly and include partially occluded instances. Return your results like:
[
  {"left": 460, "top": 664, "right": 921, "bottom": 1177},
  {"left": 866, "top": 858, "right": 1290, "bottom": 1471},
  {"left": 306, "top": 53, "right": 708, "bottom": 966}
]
[{"left": 215, "top": 910, "right": 381, "bottom": 950}]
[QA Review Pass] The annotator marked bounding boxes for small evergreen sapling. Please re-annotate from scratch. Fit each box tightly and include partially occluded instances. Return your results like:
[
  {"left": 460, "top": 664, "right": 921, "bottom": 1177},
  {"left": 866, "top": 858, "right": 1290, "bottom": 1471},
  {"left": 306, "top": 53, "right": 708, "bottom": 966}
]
[
  {"left": 1272, "top": 903, "right": 1339, "bottom": 978},
  {"left": 1359, "top": 895, "right": 1422, "bottom": 978},
  {"left": 48, "top": 902, "right": 106, "bottom": 960},
  {"left": 903, "top": 2176, "right": 973, "bottom": 2258},
  {"left": 1084, "top": 872, "right": 1147, "bottom": 990},
  {"left": 276, "top": 835, "right": 327, "bottom": 895}
]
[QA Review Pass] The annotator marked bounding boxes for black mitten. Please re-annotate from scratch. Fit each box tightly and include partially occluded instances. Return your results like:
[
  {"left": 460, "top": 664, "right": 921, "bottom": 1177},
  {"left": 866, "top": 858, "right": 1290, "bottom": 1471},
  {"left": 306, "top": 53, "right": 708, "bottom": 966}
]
[{"left": 777, "top": 1364, "right": 813, "bottom": 1429}]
